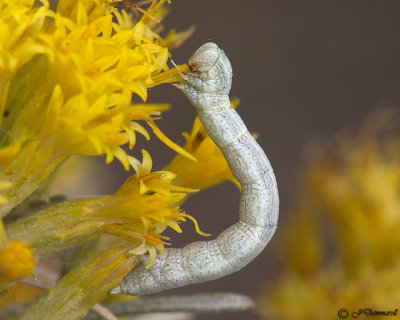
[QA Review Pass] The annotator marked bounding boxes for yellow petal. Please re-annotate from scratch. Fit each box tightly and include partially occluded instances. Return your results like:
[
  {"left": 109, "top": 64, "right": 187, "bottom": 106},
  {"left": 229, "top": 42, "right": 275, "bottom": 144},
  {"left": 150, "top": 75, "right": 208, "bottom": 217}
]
[
  {"left": 132, "top": 21, "right": 145, "bottom": 44},
  {"left": 147, "top": 120, "right": 197, "bottom": 162}
]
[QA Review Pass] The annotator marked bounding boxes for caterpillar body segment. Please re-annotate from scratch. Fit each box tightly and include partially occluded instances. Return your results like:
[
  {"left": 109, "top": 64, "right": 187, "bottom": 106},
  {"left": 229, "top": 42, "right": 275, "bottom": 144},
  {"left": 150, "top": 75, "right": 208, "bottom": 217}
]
[{"left": 112, "top": 42, "right": 279, "bottom": 296}]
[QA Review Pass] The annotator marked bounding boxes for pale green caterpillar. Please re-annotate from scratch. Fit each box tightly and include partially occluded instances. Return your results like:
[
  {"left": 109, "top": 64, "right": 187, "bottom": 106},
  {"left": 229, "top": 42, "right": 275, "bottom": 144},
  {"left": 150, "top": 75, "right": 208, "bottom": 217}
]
[{"left": 112, "top": 42, "right": 279, "bottom": 295}]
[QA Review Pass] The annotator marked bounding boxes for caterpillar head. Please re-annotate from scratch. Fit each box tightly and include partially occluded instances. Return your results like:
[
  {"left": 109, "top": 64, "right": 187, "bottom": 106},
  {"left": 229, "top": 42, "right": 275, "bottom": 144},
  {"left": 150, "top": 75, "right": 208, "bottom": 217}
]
[
  {"left": 181, "top": 42, "right": 232, "bottom": 109},
  {"left": 188, "top": 42, "right": 220, "bottom": 72}
]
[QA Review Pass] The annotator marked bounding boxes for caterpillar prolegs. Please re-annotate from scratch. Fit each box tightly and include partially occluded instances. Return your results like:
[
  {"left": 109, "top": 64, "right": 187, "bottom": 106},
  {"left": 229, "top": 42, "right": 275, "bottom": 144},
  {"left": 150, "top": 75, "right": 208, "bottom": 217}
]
[{"left": 111, "top": 43, "right": 279, "bottom": 295}]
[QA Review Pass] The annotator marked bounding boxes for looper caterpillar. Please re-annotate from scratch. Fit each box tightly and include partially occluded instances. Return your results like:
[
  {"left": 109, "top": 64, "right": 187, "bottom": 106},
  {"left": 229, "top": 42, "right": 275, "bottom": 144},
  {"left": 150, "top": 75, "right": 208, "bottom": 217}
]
[{"left": 111, "top": 42, "right": 279, "bottom": 295}]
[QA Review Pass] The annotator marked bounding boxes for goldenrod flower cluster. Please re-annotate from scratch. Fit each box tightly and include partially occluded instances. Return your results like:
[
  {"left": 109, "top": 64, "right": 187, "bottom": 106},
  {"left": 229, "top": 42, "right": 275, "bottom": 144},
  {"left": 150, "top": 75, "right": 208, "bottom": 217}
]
[
  {"left": 0, "top": 0, "right": 193, "bottom": 217},
  {"left": 258, "top": 118, "right": 400, "bottom": 320},
  {"left": 7, "top": 150, "right": 197, "bottom": 266},
  {"left": 0, "top": 1, "right": 236, "bottom": 319}
]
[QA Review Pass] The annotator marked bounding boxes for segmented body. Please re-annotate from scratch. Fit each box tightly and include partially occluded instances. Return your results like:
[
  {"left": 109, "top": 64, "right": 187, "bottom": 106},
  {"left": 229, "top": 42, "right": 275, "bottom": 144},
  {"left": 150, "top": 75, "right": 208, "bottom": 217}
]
[{"left": 112, "top": 42, "right": 279, "bottom": 295}]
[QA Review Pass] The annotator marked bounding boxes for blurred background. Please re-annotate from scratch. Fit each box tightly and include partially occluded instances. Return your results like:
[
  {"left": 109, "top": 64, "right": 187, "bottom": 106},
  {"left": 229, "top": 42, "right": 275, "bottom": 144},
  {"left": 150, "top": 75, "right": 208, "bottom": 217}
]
[{"left": 48, "top": 1, "right": 400, "bottom": 319}]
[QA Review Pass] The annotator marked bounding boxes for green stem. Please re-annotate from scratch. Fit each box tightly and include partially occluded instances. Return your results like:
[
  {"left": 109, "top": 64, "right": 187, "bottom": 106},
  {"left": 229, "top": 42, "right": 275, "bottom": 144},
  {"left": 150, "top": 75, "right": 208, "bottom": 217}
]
[
  {"left": 0, "top": 139, "right": 64, "bottom": 217},
  {"left": 7, "top": 198, "right": 101, "bottom": 253}
]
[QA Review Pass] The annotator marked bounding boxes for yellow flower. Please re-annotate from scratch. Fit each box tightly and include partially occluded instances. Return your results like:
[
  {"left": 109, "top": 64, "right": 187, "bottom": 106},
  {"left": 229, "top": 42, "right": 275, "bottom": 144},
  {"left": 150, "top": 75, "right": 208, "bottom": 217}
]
[
  {"left": 0, "top": 0, "right": 192, "bottom": 217},
  {"left": 0, "top": 219, "right": 34, "bottom": 290},
  {"left": 164, "top": 99, "right": 240, "bottom": 190},
  {"left": 257, "top": 116, "right": 400, "bottom": 319},
  {"left": 7, "top": 151, "right": 197, "bottom": 266},
  {"left": 159, "top": 26, "right": 196, "bottom": 50},
  {"left": 0, "top": 241, "right": 34, "bottom": 284},
  {"left": 259, "top": 262, "right": 400, "bottom": 320},
  {"left": 0, "top": 1, "right": 234, "bottom": 318},
  {"left": 306, "top": 138, "right": 400, "bottom": 273}
]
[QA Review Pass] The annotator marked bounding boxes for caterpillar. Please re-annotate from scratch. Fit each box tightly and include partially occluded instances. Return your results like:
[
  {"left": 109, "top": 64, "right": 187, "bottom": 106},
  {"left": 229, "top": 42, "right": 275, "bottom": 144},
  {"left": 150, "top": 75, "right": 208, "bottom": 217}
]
[{"left": 111, "top": 42, "right": 279, "bottom": 295}]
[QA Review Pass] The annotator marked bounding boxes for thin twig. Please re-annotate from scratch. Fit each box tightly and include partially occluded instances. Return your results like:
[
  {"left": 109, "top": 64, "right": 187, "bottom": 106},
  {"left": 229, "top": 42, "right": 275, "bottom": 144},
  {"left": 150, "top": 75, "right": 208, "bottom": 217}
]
[
  {"left": 86, "top": 292, "right": 255, "bottom": 319},
  {"left": 135, "top": 0, "right": 154, "bottom": 6},
  {"left": 108, "top": 1, "right": 160, "bottom": 23},
  {"left": 91, "top": 304, "right": 119, "bottom": 320}
]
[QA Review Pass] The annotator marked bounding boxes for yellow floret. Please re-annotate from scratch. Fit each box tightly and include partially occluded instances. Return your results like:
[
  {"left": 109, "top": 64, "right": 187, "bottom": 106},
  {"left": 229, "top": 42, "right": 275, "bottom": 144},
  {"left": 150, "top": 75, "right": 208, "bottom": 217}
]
[{"left": 0, "top": 241, "right": 34, "bottom": 283}]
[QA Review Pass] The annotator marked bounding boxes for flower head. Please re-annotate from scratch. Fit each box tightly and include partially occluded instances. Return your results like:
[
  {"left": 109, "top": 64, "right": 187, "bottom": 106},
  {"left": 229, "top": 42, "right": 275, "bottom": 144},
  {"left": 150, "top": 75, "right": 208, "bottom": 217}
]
[
  {"left": 258, "top": 113, "right": 400, "bottom": 319},
  {"left": 0, "top": 1, "right": 238, "bottom": 318},
  {"left": 0, "top": 241, "right": 34, "bottom": 285},
  {"left": 8, "top": 151, "right": 197, "bottom": 266},
  {"left": 0, "top": 0, "right": 192, "bottom": 216},
  {"left": 0, "top": 219, "right": 34, "bottom": 289}
]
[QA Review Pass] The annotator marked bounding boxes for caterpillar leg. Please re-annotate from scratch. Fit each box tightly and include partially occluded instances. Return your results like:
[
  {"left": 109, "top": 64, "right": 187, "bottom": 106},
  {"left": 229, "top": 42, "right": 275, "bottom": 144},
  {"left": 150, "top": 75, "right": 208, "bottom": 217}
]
[{"left": 111, "top": 42, "right": 279, "bottom": 296}]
